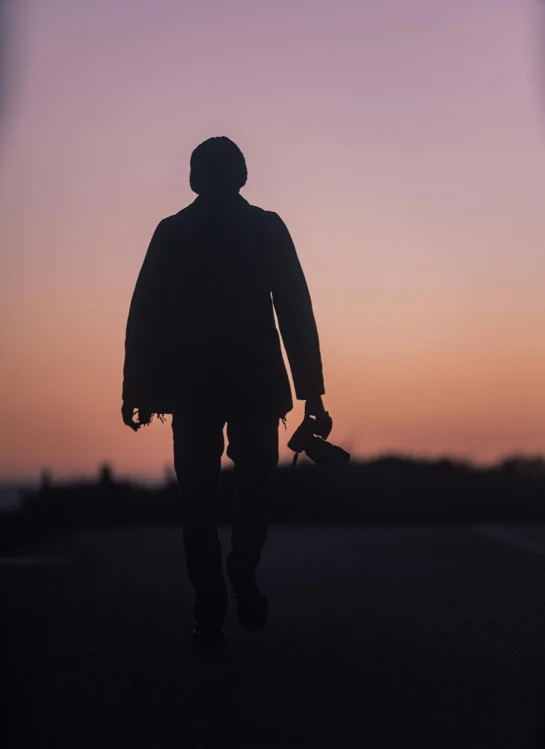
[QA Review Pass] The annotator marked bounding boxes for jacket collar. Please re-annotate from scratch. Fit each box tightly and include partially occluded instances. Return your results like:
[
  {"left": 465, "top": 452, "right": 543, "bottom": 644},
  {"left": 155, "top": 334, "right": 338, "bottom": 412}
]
[{"left": 193, "top": 193, "right": 249, "bottom": 210}]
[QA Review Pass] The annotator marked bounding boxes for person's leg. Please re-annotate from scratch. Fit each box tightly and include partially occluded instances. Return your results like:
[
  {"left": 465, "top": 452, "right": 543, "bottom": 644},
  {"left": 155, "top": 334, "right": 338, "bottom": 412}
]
[
  {"left": 224, "top": 412, "right": 279, "bottom": 631},
  {"left": 225, "top": 412, "right": 279, "bottom": 575},
  {"left": 172, "top": 407, "right": 228, "bottom": 632}
]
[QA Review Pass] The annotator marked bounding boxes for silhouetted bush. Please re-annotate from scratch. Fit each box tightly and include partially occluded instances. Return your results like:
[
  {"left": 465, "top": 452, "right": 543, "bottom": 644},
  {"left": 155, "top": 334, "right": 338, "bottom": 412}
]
[{"left": 2, "top": 454, "right": 543, "bottom": 551}]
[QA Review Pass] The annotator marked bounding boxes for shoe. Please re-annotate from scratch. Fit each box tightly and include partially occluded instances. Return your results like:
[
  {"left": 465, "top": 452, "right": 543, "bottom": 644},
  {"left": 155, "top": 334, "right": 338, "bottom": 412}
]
[
  {"left": 193, "top": 590, "right": 228, "bottom": 626},
  {"left": 192, "top": 626, "right": 225, "bottom": 645},
  {"left": 191, "top": 588, "right": 228, "bottom": 644},
  {"left": 227, "top": 561, "right": 268, "bottom": 632}
]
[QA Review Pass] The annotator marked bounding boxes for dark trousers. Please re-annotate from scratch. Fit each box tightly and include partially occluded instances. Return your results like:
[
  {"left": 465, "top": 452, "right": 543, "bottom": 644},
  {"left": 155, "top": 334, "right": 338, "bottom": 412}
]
[{"left": 172, "top": 404, "right": 279, "bottom": 620}]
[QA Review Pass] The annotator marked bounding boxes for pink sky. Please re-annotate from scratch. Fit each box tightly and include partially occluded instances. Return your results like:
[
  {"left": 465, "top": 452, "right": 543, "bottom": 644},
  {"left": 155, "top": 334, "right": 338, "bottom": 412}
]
[{"left": 1, "top": 0, "right": 545, "bottom": 481}]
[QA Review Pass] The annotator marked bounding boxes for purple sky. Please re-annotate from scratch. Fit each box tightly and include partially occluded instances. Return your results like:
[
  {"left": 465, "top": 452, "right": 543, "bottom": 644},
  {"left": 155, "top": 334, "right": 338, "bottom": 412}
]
[{"left": 1, "top": 0, "right": 545, "bottom": 480}]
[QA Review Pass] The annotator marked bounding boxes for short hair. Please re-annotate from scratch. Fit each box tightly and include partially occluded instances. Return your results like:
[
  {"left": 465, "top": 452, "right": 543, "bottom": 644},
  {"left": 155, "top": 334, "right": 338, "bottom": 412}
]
[{"left": 189, "top": 136, "right": 248, "bottom": 194}]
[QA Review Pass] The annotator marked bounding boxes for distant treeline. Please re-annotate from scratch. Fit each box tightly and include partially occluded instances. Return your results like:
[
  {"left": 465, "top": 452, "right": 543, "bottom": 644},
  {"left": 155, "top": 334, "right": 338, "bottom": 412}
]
[{"left": 1, "top": 456, "right": 545, "bottom": 552}]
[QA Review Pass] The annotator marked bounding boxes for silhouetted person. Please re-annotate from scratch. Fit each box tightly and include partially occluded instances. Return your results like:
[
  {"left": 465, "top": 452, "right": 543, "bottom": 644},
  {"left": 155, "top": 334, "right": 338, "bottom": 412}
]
[{"left": 121, "top": 136, "right": 328, "bottom": 642}]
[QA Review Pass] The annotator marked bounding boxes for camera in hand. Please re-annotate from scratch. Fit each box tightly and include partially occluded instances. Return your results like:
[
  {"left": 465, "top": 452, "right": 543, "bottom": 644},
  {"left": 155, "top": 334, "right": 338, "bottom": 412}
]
[{"left": 287, "top": 411, "right": 350, "bottom": 468}]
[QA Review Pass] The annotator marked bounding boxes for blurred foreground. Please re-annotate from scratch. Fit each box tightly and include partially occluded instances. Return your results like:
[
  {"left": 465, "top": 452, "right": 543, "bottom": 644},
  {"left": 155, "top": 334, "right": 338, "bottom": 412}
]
[{"left": 1, "top": 525, "right": 544, "bottom": 748}]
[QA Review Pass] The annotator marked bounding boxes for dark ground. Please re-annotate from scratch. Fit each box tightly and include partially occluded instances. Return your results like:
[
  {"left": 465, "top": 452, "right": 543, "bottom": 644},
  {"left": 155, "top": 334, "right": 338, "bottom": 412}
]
[{"left": 1, "top": 525, "right": 545, "bottom": 748}]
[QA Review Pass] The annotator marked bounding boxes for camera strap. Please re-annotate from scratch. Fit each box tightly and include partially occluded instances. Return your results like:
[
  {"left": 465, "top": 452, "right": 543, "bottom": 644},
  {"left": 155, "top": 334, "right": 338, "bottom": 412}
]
[{"left": 291, "top": 452, "right": 300, "bottom": 468}]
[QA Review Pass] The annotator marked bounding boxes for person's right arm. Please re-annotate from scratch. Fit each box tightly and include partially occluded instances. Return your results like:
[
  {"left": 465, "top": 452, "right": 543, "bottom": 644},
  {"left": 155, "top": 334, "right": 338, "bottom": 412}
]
[{"left": 121, "top": 218, "right": 171, "bottom": 429}]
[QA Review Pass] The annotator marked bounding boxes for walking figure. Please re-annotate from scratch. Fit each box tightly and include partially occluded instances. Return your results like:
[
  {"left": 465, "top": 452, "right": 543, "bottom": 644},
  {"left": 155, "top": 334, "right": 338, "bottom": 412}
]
[{"left": 122, "top": 137, "right": 328, "bottom": 642}]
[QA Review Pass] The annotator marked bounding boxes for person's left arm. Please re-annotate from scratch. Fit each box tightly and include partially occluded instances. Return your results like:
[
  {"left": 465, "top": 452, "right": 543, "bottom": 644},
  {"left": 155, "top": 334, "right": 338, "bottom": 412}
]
[{"left": 267, "top": 212, "right": 326, "bottom": 411}]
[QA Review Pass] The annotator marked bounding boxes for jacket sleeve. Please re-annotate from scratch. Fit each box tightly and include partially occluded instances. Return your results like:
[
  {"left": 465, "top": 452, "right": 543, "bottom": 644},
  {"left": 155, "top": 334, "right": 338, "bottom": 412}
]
[
  {"left": 267, "top": 212, "right": 325, "bottom": 400},
  {"left": 122, "top": 219, "right": 171, "bottom": 407}
]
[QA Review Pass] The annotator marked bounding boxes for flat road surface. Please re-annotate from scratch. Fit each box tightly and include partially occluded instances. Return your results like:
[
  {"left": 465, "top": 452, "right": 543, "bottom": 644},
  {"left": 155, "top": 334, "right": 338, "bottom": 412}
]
[{"left": 2, "top": 525, "right": 545, "bottom": 748}]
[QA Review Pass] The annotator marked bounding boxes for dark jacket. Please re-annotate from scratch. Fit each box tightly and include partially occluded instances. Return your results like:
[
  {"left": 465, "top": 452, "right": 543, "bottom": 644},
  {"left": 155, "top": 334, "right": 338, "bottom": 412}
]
[{"left": 122, "top": 194, "right": 325, "bottom": 418}]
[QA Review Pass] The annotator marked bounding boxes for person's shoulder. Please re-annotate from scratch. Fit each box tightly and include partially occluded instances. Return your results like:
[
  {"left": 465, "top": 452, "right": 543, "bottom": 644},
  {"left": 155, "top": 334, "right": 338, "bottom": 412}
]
[
  {"left": 155, "top": 203, "right": 197, "bottom": 233},
  {"left": 245, "top": 202, "right": 284, "bottom": 227},
  {"left": 164, "top": 203, "right": 196, "bottom": 224}
]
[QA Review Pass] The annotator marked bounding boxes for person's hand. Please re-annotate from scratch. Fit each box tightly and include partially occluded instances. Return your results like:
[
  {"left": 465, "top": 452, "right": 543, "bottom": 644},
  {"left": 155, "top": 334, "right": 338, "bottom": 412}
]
[
  {"left": 122, "top": 403, "right": 153, "bottom": 431},
  {"left": 305, "top": 395, "right": 326, "bottom": 419},
  {"left": 122, "top": 402, "right": 140, "bottom": 431}
]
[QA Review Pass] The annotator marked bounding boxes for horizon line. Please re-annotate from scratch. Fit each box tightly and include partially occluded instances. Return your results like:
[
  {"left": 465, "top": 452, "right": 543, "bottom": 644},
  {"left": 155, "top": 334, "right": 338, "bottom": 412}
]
[{"left": 2, "top": 451, "right": 545, "bottom": 488}]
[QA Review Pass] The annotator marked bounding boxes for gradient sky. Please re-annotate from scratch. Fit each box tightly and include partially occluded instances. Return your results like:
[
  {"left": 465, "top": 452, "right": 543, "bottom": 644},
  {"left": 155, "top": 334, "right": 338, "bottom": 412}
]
[{"left": 1, "top": 0, "right": 545, "bottom": 481}]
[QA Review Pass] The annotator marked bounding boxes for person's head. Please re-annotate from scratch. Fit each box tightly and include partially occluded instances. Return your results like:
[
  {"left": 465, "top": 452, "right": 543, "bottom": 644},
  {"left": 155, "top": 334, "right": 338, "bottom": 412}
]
[{"left": 189, "top": 136, "right": 247, "bottom": 196}]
